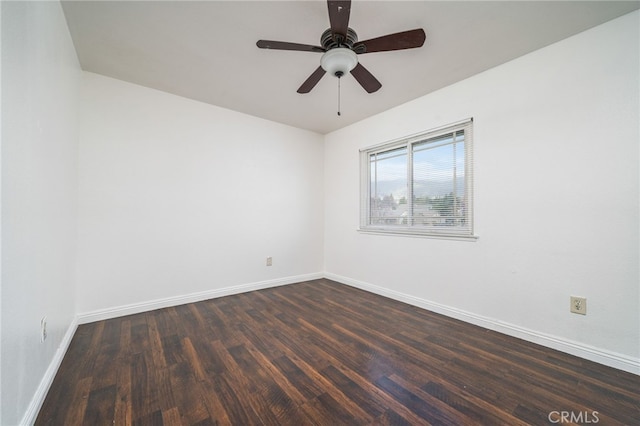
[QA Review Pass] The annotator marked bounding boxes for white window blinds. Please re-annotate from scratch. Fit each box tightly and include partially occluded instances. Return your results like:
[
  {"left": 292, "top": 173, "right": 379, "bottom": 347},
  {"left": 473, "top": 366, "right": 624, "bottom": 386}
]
[{"left": 360, "top": 119, "right": 475, "bottom": 239}]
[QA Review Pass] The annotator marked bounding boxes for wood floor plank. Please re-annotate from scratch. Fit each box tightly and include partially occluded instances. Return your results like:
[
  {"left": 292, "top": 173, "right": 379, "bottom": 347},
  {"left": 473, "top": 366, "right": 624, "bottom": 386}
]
[
  {"left": 147, "top": 313, "right": 168, "bottom": 370},
  {"left": 114, "top": 358, "right": 132, "bottom": 426},
  {"left": 228, "top": 342, "right": 308, "bottom": 425},
  {"left": 226, "top": 343, "right": 300, "bottom": 425},
  {"left": 270, "top": 354, "right": 325, "bottom": 400},
  {"left": 161, "top": 407, "right": 182, "bottom": 425},
  {"left": 320, "top": 364, "right": 387, "bottom": 419},
  {"left": 63, "top": 376, "right": 93, "bottom": 426},
  {"left": 421, "top": 381, "right": 528, "bottom": 426},
  {"left": 241, "top": 338, "right": 309, "bottom": 406},
  {"left": 36, "top": 279, "right": 640, "bottom": 425},
  {"left": 167, "top": 361, "right": 210, "bottom": 425},
  {"left": 375, "top": 375, "right": 459, "bottom": 426},
  {"left": 130, "top": 352, "right": 156, "bottom": 421},
  {"left": 371, "top": 408, "right": 421, "bottom": 426},
  {"left": 195, "top": 378, "right": 232, "bottom": 425},
  {"left": 208, "top": 340, "right": 271, "bottom": 424},
  {"left": 83, "top": 385, "right": 117, "bottom": 425},
  {"left": 205, "top": 371, "right": 251, "bottom": 424}
]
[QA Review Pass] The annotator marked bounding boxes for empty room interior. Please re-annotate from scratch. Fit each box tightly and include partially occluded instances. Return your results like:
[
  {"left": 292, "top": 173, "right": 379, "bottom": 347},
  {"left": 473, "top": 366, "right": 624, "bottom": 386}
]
[{"left": 2, "top": 1, "right": 639, "bottom": 425}]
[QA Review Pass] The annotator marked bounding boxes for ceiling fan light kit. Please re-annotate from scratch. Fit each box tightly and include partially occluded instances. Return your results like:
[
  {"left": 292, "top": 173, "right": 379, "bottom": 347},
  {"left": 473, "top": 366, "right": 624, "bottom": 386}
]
[{"left": 320, "top": 48, "right": 358, "bottom": 78}]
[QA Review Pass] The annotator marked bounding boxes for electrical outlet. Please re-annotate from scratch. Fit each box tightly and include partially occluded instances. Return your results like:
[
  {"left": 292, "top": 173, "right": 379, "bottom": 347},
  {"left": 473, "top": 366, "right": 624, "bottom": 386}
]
[
  {"left": 266, "top": 257, "right": 272, "bottom": 266},
  {"left": 40, "top": 316, "right": 48, "bottom": 343},
  {"left": 570, "top": 296, "right": 587, "bottom": 315}
]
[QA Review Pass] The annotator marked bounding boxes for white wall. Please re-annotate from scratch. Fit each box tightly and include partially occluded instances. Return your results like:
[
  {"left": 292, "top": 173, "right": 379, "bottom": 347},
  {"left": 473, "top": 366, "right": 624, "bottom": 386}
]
[
  {"left": 324, "top": 11, "right": 639, "bottom": 371},
  {"left": 77, "top": 72, "right": 324, "bottom": 315},
  {"left": 1, "top": 1, "right": 81, "bottom": 424}
]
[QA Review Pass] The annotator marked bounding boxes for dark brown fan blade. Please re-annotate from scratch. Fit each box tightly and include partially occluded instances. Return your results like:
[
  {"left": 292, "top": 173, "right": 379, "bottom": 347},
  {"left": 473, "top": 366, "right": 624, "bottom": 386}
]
[
  {"left": 257, "top": 40, "right": 325, "bottom": 53},
  {"left": 297, "top": 66, "right": 327, "bottom": 93},
  {"left": 327, "top": 0, "right": 351, "bottom": 42},
  {"left": 350, "top": 63, "right": 381, "bottom": 93},
  {"left": 353, "top": 29, "right": 426, "bottom": 54}
]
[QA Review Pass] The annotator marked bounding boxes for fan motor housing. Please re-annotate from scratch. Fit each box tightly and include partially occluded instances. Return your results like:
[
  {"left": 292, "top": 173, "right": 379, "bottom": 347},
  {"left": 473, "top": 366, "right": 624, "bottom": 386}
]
[{"left": 321, "top": 28, "right": 358, "bottom": 50}]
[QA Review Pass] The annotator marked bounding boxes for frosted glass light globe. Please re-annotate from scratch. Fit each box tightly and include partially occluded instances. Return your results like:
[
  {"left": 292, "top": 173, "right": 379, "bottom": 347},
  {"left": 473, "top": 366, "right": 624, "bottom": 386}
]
[{"left": 320, "top": 48, "right": 358, "bottom": 77}]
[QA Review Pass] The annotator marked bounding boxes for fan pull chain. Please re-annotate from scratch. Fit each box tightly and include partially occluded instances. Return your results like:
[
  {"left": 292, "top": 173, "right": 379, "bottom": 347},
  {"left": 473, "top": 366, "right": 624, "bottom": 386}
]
[{"left": 337, "top": 76, "right": 341, "bottom": 116}]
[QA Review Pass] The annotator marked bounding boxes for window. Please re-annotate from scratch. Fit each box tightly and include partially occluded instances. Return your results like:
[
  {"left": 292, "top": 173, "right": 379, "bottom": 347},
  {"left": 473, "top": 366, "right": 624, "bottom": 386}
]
[{"left": 360, "top": 119, "right": 475, "bottom": 239}]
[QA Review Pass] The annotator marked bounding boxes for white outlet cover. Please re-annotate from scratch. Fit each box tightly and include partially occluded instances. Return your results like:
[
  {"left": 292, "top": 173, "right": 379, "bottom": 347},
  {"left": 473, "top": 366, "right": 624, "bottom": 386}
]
[{"left": 570, "top": 296, "right": 587, "bottom": 315}]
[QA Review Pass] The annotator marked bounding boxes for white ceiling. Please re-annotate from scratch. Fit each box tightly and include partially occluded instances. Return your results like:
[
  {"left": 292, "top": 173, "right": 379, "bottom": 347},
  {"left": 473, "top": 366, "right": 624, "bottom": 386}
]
[{"left": 61, "top": 0, "right": 639, "bottom": 134}]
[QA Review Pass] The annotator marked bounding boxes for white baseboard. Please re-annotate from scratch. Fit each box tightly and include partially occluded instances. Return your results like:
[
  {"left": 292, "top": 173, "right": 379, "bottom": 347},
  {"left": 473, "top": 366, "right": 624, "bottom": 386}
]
[
  {"left": 324, "top": 272, "right": 640, "bottom": 376},
  {"left": 77, "top": 272, "right": 324, "bottom": 324},
  {"left": 21, "top": 316, "right": 79, "bottom": 426}
]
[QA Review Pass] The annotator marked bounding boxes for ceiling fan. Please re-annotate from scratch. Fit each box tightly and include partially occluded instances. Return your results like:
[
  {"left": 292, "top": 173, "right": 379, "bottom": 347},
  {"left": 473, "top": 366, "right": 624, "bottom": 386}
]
[{"left": 256, "top": 0, "right": 426, "bottom": 94}]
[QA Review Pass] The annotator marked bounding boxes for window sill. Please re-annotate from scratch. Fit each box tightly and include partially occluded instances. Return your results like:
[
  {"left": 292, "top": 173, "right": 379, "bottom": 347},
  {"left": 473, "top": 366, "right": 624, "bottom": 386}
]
[{"left": 358, "top": 228, "right": 479, "bottom": 241}]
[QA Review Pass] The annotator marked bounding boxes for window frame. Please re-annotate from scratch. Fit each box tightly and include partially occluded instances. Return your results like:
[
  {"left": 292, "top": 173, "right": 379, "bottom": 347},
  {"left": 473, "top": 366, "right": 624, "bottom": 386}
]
[{"left": 359, "top": 118, "right": 476, "bottom": 240}]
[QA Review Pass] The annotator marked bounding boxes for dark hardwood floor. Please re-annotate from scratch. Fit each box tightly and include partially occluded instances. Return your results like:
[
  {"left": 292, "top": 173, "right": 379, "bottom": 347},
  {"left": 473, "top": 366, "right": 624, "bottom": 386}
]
[{"left": 36, "top": 279, "right": 639, "bottom": 425}]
